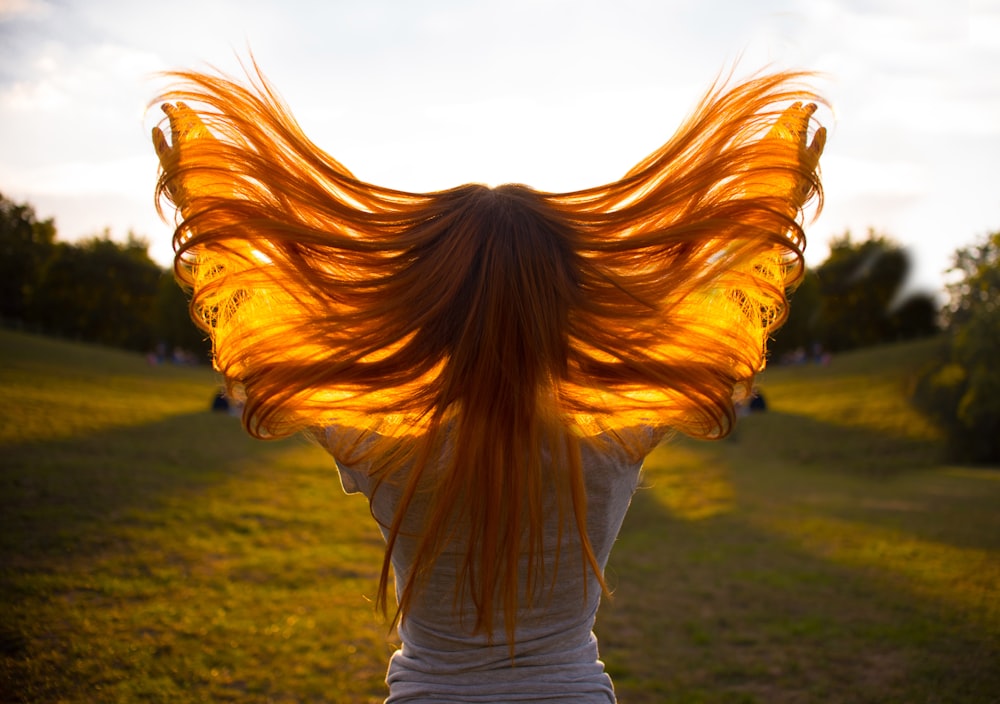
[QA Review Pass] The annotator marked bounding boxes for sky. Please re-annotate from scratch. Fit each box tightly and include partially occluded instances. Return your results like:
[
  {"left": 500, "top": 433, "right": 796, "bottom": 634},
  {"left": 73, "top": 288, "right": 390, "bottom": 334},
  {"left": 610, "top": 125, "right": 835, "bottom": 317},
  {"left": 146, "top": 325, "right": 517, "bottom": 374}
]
[{"left": 1, "top": 0, "right": 998, "bottom": 298}]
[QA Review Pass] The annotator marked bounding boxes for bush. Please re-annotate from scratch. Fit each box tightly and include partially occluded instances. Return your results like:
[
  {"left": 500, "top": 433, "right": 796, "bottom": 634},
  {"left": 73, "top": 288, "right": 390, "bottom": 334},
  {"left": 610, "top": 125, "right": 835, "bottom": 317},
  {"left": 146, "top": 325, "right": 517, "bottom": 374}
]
[{"left": 914, "top": 231, "right": 1000, "bottom": 463}]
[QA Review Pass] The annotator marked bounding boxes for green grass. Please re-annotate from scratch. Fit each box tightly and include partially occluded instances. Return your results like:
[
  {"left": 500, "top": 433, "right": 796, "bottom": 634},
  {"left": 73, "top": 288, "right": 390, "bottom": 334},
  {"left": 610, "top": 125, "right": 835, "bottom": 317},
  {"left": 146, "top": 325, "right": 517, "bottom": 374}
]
[
  {"left": 2, "top": 331, "right": 998, "bottom": 703},
  {"left": 1, "top": 331, "right": 392, "bottom": 703},
  {"left": 601, "top": 338, "right": 999, "bottom": 704}
]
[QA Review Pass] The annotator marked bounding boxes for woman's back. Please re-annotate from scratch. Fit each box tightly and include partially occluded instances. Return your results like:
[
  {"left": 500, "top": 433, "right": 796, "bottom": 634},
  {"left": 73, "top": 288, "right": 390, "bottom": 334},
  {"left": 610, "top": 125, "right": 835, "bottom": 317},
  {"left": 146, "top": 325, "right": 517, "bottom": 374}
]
[{"left": 333, "top": 431, "right": 656, "bottom": 702}]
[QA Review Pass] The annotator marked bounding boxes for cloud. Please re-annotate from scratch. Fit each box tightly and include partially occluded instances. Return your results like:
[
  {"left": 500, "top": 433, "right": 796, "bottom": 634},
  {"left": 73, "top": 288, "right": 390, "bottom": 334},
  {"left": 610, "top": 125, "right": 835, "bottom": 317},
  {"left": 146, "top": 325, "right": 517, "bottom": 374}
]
[
  {"left": 0, "top": 40, "right": 164, "bottom": 169},
  {"left": 1, "top": 40, "right": 162, "bottom": 109},
  {"left": 0, "top": 0, "right": 53, "bottom": 21},
  {"left": 0, "top": 153, "right": 157, "bottom": 197}
]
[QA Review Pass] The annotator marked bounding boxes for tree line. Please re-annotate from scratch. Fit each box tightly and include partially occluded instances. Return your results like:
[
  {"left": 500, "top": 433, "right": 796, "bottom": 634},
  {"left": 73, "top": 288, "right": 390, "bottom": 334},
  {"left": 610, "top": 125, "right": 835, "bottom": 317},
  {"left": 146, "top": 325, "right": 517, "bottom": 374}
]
[
  {"left": 1, "top": 193, "right": 209, "bottom": 361},
  {"left": 2, "top": 193, "right": 995, "bottom": 460},
  {"left": 768, "top": 230, "right": 939, "bottom": 359}
]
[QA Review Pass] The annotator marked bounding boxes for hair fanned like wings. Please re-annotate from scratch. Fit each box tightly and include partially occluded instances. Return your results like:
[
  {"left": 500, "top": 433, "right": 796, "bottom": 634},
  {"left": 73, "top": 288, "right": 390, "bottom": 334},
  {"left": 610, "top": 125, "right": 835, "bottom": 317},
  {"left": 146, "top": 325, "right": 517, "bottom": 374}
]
[{"left": 154, "top": 61, "right": 824, "bottom": 643}]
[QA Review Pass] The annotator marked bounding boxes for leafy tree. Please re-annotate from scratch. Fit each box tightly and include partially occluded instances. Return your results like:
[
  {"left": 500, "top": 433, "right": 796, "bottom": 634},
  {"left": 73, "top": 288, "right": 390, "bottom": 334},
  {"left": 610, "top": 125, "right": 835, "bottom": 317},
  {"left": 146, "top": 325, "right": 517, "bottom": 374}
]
[
  {"left": 915, "top": 231, "right": 1000, "bottom": 462},
  {"left": 943, "top": 231, "right": 1000, "bottom": 329},
  {"left": 771, "top": 231, "right": 938, "bottom": 359},
  {"left": 154, "top": 271, "right": 211, "bottom": 361},
  {"left": 889, "top": 293, "right": 939, "bottom": 340},
  {"left": 0, "top": 193, "right": 56, "bottom": 322},
  {"left": 770, "top": 268, "right": 820, "bottom": 359},
  {"left": 814, "top": 230, "right": 937, "bottom": 352},
  {"left": 0, "top": 194, "right": 208, "bottom": 360},
  {"left": 28, "top": 232, "right": 163, "bottom": 351}
]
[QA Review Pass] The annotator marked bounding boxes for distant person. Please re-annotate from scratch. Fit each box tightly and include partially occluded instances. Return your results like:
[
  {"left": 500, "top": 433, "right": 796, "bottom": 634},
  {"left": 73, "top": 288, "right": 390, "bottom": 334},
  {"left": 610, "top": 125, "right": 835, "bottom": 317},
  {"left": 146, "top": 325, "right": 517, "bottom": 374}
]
[
  {"left": 737, "top": 386, "right": 768, "bottom": 417},
  {"left": 812, "top": 342, "right": 832, "bottom": 365},
  {"left": 211, "top": 388, "right": 230, "bottom": 413},
  {"left": 153, "top": 62, "right": 824, "bottom": 703}
]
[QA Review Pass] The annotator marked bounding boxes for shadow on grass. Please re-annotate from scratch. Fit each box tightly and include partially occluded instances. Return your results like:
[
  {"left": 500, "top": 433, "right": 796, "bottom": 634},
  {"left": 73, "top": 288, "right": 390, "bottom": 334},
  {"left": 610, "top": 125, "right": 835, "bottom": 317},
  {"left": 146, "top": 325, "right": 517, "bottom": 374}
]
[
  {"left": 2, "top": 375, "right": 994, "bottom": 703},
  {"left": 726, "top": 408, "right": 946, "bottom": 476},
  {"left": 0, "top": 332, "right": 398, "bottom": 702},
  {"left": 0, "top": 409, "right": 295, "bottom": 561},
  {"left": 599, "top": 473, "right": 1000, "bottom": 704},
  {"left": 0, "top": 410, "right": 395, "bottom": 704}
]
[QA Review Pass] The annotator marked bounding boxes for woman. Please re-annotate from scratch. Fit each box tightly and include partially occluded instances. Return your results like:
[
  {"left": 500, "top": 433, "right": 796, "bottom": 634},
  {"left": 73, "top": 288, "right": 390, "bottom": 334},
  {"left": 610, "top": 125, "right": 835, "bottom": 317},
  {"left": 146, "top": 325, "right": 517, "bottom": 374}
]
[{"left": 153, "top": 62, "right": 824, "bottom": 702}]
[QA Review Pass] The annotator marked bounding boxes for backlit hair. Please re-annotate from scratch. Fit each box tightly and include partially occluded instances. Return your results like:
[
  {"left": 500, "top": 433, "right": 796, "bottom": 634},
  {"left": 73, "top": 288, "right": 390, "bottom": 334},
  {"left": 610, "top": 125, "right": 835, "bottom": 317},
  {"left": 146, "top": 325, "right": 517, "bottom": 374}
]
[{"left": 154, "top": 62, "right": 823, "bottom": 644}]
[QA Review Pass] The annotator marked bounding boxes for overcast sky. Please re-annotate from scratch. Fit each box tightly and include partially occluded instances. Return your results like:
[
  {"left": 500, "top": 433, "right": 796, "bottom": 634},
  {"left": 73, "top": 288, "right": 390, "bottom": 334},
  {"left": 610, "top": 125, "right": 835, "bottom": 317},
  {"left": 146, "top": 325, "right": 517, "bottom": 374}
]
[{"left": 1, "top": 0, "right": 998, "bottom": 296}]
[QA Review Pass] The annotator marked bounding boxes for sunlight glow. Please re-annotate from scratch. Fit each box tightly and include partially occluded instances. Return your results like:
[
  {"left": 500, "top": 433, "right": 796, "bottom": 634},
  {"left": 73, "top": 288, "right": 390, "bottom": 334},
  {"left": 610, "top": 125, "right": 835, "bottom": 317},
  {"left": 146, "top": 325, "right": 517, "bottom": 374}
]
[{"left": 642, "top": 444, "right": 736, "bottom": 521}]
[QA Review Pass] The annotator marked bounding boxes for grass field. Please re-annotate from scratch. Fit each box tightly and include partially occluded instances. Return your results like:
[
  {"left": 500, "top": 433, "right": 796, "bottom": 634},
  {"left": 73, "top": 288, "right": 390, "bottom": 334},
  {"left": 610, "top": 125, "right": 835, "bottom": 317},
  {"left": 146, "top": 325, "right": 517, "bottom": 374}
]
[{"left": 1, "top": 329, "right": 998, "bottom": 703}]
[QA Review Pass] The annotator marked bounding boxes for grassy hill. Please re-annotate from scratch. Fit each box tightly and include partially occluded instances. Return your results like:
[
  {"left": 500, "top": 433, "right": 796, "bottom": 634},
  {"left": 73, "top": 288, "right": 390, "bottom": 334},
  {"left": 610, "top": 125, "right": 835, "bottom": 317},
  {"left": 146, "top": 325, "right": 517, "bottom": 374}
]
[{"left": 1, "top": 331, "right": 997, "bottom": 703}]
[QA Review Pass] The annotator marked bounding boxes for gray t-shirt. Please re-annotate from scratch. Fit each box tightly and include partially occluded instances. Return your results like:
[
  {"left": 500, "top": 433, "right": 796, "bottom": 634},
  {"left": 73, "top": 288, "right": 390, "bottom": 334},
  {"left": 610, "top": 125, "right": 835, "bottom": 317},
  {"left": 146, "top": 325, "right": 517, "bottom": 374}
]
[{"left": 331, "top": 430, "right": 657, "bottom": 703}]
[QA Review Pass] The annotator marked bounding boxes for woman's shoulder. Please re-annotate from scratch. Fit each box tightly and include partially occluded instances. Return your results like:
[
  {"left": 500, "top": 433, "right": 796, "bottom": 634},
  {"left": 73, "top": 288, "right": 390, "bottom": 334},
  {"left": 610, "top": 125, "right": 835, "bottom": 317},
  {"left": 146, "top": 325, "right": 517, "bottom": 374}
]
[{"left": 585, "top": 425, "right": 668, "bottom": 464}]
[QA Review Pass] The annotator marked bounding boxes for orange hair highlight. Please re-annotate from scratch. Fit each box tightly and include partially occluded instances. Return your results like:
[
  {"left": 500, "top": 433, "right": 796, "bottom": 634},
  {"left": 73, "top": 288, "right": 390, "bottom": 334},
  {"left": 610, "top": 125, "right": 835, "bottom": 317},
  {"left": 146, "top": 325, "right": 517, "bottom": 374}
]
[{"left": 154, "top": 62, "right": 823, "bottom": 644}]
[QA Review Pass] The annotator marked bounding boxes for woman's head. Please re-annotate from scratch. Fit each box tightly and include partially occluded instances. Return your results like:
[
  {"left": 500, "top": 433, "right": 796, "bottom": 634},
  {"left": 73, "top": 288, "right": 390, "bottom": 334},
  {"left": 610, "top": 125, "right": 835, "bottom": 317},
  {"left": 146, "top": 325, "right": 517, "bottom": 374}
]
[{"left": 406, "top": 184, "right": 578, "bottom": 411}]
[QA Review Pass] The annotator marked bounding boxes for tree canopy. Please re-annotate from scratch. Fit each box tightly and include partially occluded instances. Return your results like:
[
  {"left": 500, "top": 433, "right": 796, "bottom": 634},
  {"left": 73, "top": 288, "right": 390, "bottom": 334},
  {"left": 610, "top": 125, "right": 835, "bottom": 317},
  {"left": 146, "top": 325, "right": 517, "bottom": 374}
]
[
  {"left": 0, "top": 194, "right": 55, "bottom": 322},
  {"left": 914, "top": 231, "right": 1000, "bottom": 463},
  {"left": 772, "top": 230, "right": 939, "bottom": 358},
  {"left": 0, "top": 193, "right": 208, "bottom": 360}
]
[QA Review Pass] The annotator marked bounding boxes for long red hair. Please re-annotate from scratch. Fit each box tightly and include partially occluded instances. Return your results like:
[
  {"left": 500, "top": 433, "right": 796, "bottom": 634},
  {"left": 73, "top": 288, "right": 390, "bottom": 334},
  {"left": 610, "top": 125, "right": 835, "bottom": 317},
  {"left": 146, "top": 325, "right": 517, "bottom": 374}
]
[{"left": 154, "top": 62, "right": 824, "bottom": 643}]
